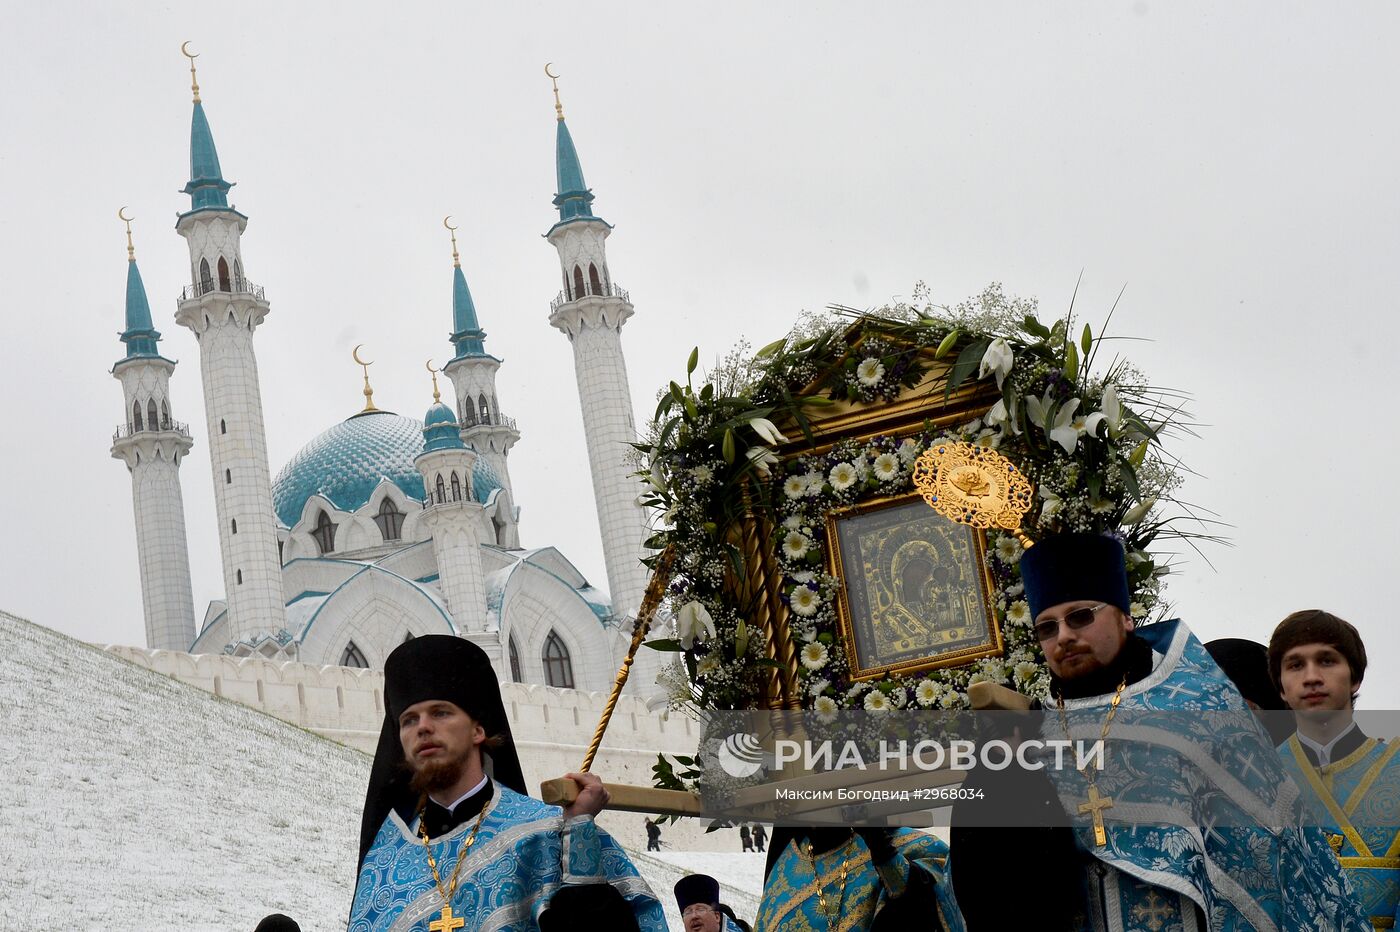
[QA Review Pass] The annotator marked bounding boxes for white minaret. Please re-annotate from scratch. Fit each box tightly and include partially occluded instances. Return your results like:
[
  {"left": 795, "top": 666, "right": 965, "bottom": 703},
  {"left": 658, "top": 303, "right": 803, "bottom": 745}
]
[
  {"left": 415, "top": 376, "right": 504, "bottom": 674},
  {"left": 110, "top": 212, "right": 198, "bottom": 651},
  {"left": 543, "top": 73, "right": 657, "bottom": 694},
  {"left": 439, "top": 219, "right": 521, "bottom": 546},
  {"left": 171, "top": 50, "right": 285, "bottom": 646}
]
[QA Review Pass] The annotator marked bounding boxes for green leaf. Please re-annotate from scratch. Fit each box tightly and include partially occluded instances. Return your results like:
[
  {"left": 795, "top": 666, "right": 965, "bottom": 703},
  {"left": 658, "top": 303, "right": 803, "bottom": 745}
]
[
  {"left": 1118, "top": 457, "right": 1142, "bottom": 501},
  {"left": 946, "top": 338, "right": 989, "bottom": 400},
  {"left": 934, "top": 329, "right": 960, "bottom": 359},
  {"left": 1081, "top": 323, "right": 1093, "bottom": 356},
  {"left": 1023, "top": 315, "right": 1051, "bottom": 340},
  {"left": 1064, "top": 342, "right": 1079, "bottom": 382},
  {"left": 754, "top": 337, "right": 787, "bottom": 359},
  {"left": 687, "top": 346, "right": 699, "bottom": 375},
  {"left": 1129, "top": 439, "right": 1149, "bottom": 468},
  {"left": 669, "top": 381, "right": 684, "bottom": 403},
  {"left": 801, "top": 395, "right": 836, "bottom": 406},
  {"left": 642, "top": 638, "right": 685, "bottom": 652},
  {"left": 721, "top": 428, "right": 736, "bottom": 463},
  {"left": 684, "top": 395, "right": 698, "bottom": 419}
]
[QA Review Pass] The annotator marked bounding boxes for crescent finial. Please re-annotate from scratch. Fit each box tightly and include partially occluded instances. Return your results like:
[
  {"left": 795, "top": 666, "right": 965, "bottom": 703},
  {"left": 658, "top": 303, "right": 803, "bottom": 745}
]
[
  {"left": 444, "top": 216, "right": 461, "bottom": 268},
  {"left": 353, "top": 345, "right": 379, "bottom": 413},
  {"left": 118, "top": 207, "right": 135, "bottom": 260},
  {"left": 545, "top": 62, "right": 564, "bottom": 121},
  {"left": 180, "top": 41, "right": 201, "bottom": 103},
  {"left": 426, "top": 359, "right": 442, "bottom": 403}
]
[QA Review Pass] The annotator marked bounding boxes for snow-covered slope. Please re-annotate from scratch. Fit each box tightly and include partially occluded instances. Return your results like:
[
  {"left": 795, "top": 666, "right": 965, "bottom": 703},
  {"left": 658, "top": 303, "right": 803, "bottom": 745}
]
[{"left": 0, "top": 610, "right": 763, "bottom": 930}]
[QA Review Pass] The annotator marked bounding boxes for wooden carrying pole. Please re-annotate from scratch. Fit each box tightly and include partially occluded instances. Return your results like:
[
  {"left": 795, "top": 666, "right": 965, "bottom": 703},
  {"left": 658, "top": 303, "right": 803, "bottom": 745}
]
[{"left": 539, "top": 546, "right": 705, "bottom": 814}]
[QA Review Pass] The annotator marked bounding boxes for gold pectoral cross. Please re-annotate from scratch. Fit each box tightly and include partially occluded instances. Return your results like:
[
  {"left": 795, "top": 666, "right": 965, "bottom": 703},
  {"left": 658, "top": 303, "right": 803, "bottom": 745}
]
[
  {"left": 1078, "top": 785, "right": 1114, "bottom": 847},
  {"left": 429, "top": 905, "right": 466, "bottom": 932}
]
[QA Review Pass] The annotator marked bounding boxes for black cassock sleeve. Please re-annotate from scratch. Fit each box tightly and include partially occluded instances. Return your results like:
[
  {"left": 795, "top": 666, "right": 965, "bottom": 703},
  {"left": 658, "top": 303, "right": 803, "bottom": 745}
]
[
  {"left": 538, "top": 883, "right": 640, "bottom": 932},
  {"left": 871, "top": 859, "right": 945, "bottom": 932}
]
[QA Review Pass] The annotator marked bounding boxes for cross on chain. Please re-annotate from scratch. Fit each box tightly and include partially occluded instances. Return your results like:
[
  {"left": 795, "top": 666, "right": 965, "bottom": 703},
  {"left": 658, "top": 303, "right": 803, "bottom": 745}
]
[
  {"left": 429, "top": 905, "right": 466, "bottom": 932},
  {"left": 1078, "top": 784, "right": 1115, "bottom": 847},
  {"left": 1130, "top": 891, "right": 1175, "bottom": 932}
]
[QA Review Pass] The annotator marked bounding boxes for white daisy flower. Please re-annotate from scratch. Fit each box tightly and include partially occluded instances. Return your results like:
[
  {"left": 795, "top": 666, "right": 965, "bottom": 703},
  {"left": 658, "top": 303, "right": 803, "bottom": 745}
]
[
  {"left": 1006, "top": 600, "right": 1031, "bottom": 626},
  {"left": 828, "top": 462, "right": 858, "bottom": 490},
  {"left": 782, "top": 514, "right": 803, "bottom": 530},
  {"left": 802, "top": 471, "right": 825, "bottom": 495},
  {"left": 783, "top": 475, "right": 808, "bottom": 499},
  {"left": 1013, "top": 661, "right": 1039, "bottom": 684},
  {"left": 974, "top": 428, "right": 1001, "bottom": 449},
  {"left": 864, "top": 690, "right": 892, "bottom": 711},
  {"left": 1089, "top": 497, "right": 1115, "bottom": 514},
  {"left": 813, "top": 695, "right": 839, "bottom": 719},
  {"left": 782, "top": 532, "right": 811, "bottom": 560},
  {"left": 800, "top": 641, "right": 829, "bottom": 671},
  {"left": 690, "top": 465, "right": 714, "bottom": 482},
  {"left": 790, "top": 587, "right": 821, "bottom": 617},
  {"left": 994, "top": 536, "right": 1023, "bottom": 564},
  {"left": 856, "top": 357, "right": 886, "bottom": 386},
  {"left": 915, "top": 681, "right": 940, "bottom": 707},
  {"left": 939, "top": 691, "right": 961, "bottom": 709},
  {"left": 872, "top": 453, "right": 900, "bottom": 481},
  {"left": 1130, "top": 601, "right": 1148, "bottom": 619},
  {"left": 968, "top": 672, "right": 991, "bottom": 686}
]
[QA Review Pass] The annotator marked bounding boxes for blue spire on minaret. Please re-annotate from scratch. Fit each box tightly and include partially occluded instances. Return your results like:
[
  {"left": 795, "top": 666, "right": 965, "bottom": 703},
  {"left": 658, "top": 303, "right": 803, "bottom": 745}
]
[
  {"left": 182, "top": 101, "right": 234, "bottom": 212},
  {"left": 450, "top": 266, "right": 488, "bottom": 359},
  {"left": 120, "top": 257, "right": 162, "bottom": 358},
  {"left": 553, "top": 118, "right": 598, "bottom": 223}
]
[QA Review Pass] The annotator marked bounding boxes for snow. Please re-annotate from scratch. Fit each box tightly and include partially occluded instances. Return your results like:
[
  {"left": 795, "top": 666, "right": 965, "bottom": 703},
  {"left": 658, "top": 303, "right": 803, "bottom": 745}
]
[{"left": 0, "top": 609, "right": 763, "bottom": 930}]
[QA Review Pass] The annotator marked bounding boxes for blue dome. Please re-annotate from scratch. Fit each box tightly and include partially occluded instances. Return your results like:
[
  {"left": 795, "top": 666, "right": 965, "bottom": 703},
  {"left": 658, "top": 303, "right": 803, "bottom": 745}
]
[
  {"left": 424, "top": 401, "right": 457, "bottom": 428},
  {"left": 272, "top": 411, "right": 501, "bottom": 527}
]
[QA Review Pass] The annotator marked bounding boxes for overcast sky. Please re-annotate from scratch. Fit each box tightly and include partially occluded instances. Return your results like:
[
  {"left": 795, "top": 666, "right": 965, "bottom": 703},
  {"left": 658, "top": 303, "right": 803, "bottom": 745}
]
[{"left": 2, "top": 3, "right": 1396, "bottom": 706}]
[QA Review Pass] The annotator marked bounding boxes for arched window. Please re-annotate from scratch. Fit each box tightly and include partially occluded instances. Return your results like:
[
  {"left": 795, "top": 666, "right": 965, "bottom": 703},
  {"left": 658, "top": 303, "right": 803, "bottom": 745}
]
[
  {"left": 220, "top": 418, "right": 227, "bottom": 434},
  {"left": 199, "top": 258, "right": 213, "bottom": 294},
  {"left": 374, "top": 498, "right": 404, "bottom": 540},
  {"left": 403, "top": 631, "right": 415, "bottom": 644},
  {"left": 588, "top": 263, "right": 603, "bottom": 296},
  {"left": 132, "top": 401, "right": 143, "bottom": 432},
  {"left": 236, "top": 569, "right": 243, "bottom": 584},
  {"left": 230, "top": 518, "right": 237, "bottom": 534},
  {"left": 543, "top": 631, "right": 574, "bottom": 689},
  {"left": 160, "top": 401, "right": 171, "bottom": 429},
  {"left": 277, "top": 540, "right": 284, "bottom": 564},
  {"left": 147, "top": 399, "right": 159, "bottom": 432},
  {"left": 450, "top": 472, "right": 462, "bottom": 502},
  {"left": 462, "top": 403, "right": 477, "bottom": 427},
  {"left": 509, "top": 635, "right": 522, "bottom": 683},
  {"left": 572, "top": 265, "right": 586, "bottom": 300},
  {"left": 478, "top": 395, "right": 490, "bottom": 426},
  {"left": 434, "top": 474, "right": 446, "bottom": 504},
  {"left": 225, "top": 469, "right": 231, "bottom": 484},
  {"left": 217, "top": 257, "right": 232, "bottom": 291},
  {"left": 312, "top": 511, "right": 337, "bottom": 554},
  {"left": 341, "top": 641, "right": 369, "bottom": 669}
]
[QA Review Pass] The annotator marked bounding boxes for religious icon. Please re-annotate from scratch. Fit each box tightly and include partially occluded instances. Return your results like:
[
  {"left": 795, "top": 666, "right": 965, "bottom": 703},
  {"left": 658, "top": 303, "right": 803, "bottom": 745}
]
[{"left": 826, "top": 493, "right": 1003, "bottom": 680}]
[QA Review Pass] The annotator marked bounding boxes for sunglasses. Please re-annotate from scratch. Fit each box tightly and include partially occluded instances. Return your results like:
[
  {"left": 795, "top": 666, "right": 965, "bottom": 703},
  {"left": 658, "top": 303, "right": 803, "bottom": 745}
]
[{"left": 1032, "top": 603, "right": 1110, "bottom": 642}]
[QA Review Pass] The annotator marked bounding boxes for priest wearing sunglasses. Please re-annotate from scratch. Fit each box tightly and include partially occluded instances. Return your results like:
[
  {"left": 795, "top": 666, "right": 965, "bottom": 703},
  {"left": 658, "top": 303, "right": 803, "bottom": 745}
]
[{"left": 949, "top": 533, "right": 1365, "bottom": 931}]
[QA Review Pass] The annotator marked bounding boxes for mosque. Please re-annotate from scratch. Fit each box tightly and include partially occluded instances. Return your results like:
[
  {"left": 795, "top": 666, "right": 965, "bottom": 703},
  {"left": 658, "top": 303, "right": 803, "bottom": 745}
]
[{"left": 108, "top": 53, "right": 657, "bottom": 694}]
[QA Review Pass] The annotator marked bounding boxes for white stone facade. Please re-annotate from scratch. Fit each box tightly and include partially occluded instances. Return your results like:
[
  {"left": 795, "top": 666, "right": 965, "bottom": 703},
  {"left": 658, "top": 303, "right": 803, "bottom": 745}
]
[
  {"left": 174, "top": 210, "right": 287, "bottom": 644},
  {"left": 444, "top": 354, "right": 522, "bottom": 511},
  {"left": 111, "top": 357, "right": 196, "bottom": 651},
  {"left": 416, "top": 446, "right": 490, "bottom": 635}
]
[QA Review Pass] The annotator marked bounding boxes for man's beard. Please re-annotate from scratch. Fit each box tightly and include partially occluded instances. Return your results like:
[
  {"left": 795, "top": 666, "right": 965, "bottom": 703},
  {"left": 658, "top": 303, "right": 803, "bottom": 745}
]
[{"left": 408, "top": 744, "right": 472, "bottom": 795}]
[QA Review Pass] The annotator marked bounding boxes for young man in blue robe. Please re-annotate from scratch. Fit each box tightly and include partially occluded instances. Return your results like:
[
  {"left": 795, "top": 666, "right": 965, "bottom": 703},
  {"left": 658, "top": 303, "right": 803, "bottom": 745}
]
[
  {"left": 1271, "top": 610, "right": 1400, "bottom": 930},
  {"left": 349, "top": 635, "right": 666, "bottom": 932},
  {"left": 951, "top": 533, "right": 1367, "bottom": 930}
]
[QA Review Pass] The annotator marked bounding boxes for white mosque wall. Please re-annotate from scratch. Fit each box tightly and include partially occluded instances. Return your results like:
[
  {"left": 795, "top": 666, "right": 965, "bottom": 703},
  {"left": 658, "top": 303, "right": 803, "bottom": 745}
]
[{"left": 100, "top": 642, "right": 725, "bottom": 850}]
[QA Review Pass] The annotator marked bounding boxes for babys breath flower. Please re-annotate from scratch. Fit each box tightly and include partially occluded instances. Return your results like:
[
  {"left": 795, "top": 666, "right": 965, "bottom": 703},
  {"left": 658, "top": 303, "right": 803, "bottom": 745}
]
[
  {"left": 916, "top": 680, "right": 940, "bottom": 707},
  {"left": 783, "top": 475, "right": 808, "bottom": 499},
  {"left": 864, "top": 690, "right": 892, "bottom": 711},
  {"left": 1013, "top": 661, "right": 1039, "bottom": 685},
  {"left": 995, "top": 536, "right": 1023, "bottom": 564},
  {"left": 697, "top": 654, "right": 721, "bottom": 677},
  {"left": 856, "top": 357, "right": 886, "bottom": 386},
  {"left": 782, "top": 532, "right": 811, "bottom": 560},
  {"left": 897, "top": 438, "right": 920, "bottom": 464},
  {"left": 800, "top": 641, "right": 829, "bottom": 671},
  {"left": 813, "top": 695, "right": 839, "bottom": 720},
  {"left": 1130, "top": 601, "right": 1148, "bottom": 619},
  {"left": 789, "top": 586, "right": 822, "bottom": 617},
  {"left": 1006, "top": 600, "right": 1031, "bottom": 626},
  {"left": 829, "top": 462, "right": 858, "bottom": 490},
  {"left": 808, "top": 677, "right": 831, "bottom": 696},
  {"left": 872, "top": 453, "right": 900, "bottom": 481}
]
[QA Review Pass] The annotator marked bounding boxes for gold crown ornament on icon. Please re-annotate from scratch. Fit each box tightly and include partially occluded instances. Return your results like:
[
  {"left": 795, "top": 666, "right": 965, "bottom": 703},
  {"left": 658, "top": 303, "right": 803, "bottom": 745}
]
[{"left": 912, "top": 441, "right": 1036, "bottom": 548}]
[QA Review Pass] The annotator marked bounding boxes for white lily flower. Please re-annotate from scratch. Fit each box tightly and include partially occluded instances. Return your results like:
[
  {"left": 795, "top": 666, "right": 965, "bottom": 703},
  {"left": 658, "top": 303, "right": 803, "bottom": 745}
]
[
  {"left": 1082, "top": 384, "right": 1124, "bottom": 439},
  {"left": 749, "top": 417, "right": 790, "bottom": 445},
  {"left": 675, "top": 601, "right": 717, "bottom": 649},
  {"left": 1047, "top": 398, "right": 1084, "bottom": 454},
  {"left": 978, "top": 338, "right": 1014, "bottom": 389},
  {"left": 746, "top": 446, "right": 780, "bottom": 476},
  {"left": 1039, "top": 486, "right": 1063, "bottom": 518},
  {"left": 1122, "top": 498, "right": 1157, "bottom": 525},
  {"left": 1024, "top": 389, "right": 1055, "bottom": 429}
]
